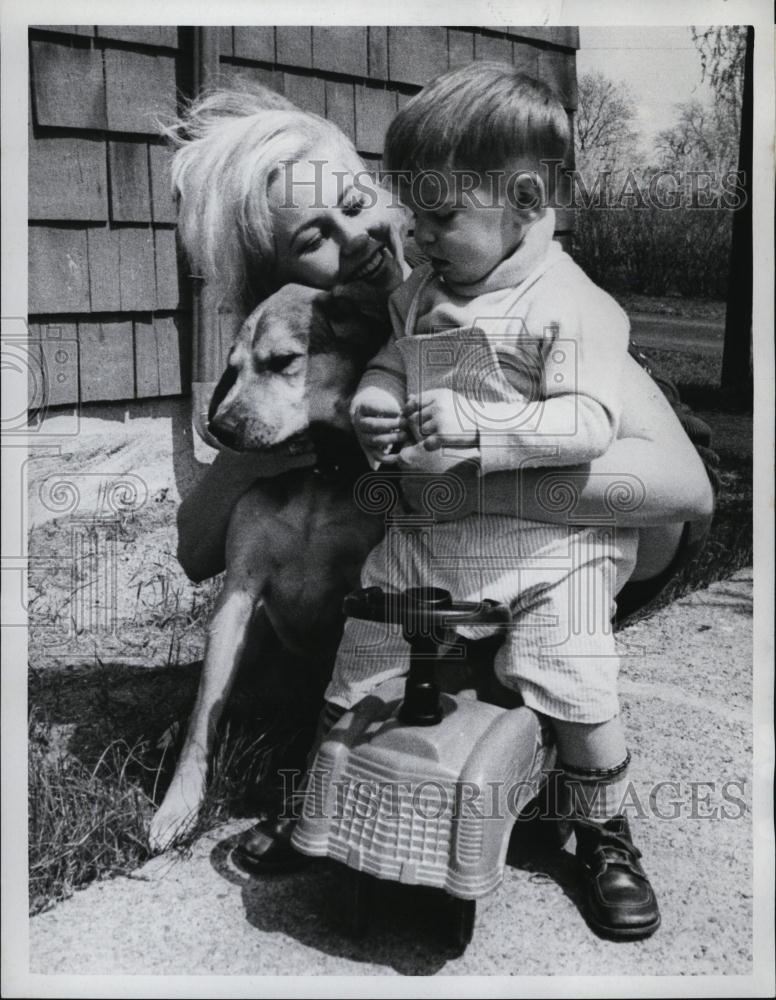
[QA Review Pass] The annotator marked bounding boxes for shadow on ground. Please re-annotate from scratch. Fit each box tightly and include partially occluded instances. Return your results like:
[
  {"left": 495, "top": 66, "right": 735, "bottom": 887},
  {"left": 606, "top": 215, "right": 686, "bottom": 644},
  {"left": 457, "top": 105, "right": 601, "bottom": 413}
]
[
  {"left": 201, "top": 808, "right": 594, "bottom": 975},
  {"left": 206, "top": 827, "right": 576, "bottom": 975}
]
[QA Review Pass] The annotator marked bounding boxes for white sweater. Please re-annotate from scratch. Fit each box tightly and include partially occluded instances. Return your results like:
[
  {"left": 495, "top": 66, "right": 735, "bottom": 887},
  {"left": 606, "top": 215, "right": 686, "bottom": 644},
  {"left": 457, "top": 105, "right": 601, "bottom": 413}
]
[{"left": 354, "top": 209, "right": 631, "bottom": 475}]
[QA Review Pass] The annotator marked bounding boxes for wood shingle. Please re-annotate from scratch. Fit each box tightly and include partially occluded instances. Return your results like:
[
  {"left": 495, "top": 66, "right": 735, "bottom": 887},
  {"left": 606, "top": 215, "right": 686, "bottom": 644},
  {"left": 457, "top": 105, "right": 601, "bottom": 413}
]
[
  {"left": 29, "top": 137, "right": 108, "bottom": 221},
  {"left": 28, "top": 25, "right": 577, "bottom": 405},
  {"left": 31, "top": 40, "right": 106, "bottom": 129}
]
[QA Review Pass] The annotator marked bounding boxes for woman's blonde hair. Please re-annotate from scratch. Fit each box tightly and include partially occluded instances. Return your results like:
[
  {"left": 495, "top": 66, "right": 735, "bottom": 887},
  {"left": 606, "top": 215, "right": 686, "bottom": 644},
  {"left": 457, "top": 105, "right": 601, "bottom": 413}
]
[{"left": 162, "top": 81, "right": 365, "bottom": 314}]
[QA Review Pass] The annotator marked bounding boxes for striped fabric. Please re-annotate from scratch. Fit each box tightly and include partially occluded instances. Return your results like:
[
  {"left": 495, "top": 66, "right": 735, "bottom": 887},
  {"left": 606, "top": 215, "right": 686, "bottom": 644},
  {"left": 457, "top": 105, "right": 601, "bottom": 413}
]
[
  {"left": 329, "top": 208, "right": 638, "bottom": 724},
  {"left": 325, "top": 516, "right": 638, "bottom": 723}
]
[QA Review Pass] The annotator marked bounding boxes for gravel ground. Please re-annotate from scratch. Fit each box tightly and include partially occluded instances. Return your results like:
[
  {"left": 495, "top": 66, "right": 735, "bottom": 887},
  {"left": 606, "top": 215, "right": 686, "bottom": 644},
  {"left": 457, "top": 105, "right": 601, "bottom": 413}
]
[{"left": 21, "top": 569, "right": 766, "bottom": 991}]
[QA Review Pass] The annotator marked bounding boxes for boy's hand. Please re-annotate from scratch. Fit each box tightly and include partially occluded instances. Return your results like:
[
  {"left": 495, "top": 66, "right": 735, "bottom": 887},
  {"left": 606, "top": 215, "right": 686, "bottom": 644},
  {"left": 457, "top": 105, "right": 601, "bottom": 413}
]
[
  {"left": 404, "top": 389, "right": 478, "bottom": 451},
  {"left": 352, "top": 387, "right": 408, "bottom": 465}
]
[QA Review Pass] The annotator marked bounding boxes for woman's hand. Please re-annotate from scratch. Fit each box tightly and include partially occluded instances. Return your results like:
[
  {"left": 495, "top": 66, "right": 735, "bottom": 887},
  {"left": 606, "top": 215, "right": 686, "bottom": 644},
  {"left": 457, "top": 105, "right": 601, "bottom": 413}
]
[
  {"left": 404, "top": 389, "right": 479, "bottom": 451},
  {"left": 366, "top": 184, "right": 408, "bottom": 277}
]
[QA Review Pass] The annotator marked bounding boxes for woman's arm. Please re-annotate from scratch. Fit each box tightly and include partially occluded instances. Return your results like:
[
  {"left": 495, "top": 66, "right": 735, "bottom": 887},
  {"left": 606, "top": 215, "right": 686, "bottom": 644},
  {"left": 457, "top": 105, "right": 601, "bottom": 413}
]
[
  {"left": 518, "top": 357, "right": 714, "bottom": 525},
  {"left": 177, "top": 448, "right": 314, "bottom": 582},
  {"left": 400, "top": 357, "right": 714, "bottom": 527}
]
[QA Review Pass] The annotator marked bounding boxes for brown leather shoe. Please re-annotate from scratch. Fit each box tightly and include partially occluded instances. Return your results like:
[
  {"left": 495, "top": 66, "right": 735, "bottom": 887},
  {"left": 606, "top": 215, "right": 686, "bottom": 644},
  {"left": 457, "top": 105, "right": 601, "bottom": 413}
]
[
  {"left": 232, "top": 816, "right": 311, "bottom": 875},
  {"left": 575, "top": 815, "right": 661, "bottom": 940}
]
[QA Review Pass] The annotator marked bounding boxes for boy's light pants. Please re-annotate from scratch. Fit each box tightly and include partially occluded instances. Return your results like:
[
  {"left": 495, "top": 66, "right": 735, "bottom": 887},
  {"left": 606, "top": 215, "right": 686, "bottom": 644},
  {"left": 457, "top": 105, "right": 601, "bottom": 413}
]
[{"left": 325, "top": 516, "right": 639, "bottom": 724}]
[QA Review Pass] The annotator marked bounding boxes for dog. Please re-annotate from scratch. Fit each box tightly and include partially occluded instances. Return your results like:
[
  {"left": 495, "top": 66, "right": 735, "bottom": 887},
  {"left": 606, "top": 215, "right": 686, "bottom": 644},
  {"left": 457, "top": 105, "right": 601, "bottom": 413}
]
[{"left": 148, "top": 281, "right": 394, "bottom": 852}]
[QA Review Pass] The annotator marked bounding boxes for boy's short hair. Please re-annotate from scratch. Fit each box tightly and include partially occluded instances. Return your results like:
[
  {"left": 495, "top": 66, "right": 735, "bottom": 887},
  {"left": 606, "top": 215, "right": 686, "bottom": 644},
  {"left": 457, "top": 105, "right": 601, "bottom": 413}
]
[{"left": 384, "top": 62, "right": 569, "bottom": 187}]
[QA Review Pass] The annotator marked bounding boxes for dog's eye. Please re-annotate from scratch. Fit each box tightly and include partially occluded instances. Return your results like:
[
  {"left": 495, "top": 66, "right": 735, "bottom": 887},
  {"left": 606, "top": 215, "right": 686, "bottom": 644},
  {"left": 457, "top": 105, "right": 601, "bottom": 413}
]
[
  {"left": 262, "top": 354, "right": 301, "bottom": 374},
  {"left": 299, "top": 234, "right": 323, "bottom": 255}
]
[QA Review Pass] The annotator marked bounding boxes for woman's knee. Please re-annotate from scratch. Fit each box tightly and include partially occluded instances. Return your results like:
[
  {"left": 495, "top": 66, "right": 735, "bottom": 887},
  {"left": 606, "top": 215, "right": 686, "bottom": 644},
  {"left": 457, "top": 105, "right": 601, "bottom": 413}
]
[{"left": 630, "top": 522, "right": 686, "bottom": 582}]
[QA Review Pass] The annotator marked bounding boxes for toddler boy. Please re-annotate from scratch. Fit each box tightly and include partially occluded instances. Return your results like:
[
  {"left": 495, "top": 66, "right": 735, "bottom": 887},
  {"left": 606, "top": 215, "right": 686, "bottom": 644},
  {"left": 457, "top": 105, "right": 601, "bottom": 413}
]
[{"left": 328, "top": 63, "right": 660, "bottom": 940}]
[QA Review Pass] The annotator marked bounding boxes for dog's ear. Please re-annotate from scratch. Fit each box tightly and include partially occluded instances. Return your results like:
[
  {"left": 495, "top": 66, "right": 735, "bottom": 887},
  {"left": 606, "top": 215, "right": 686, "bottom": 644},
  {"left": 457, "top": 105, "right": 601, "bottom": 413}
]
[
  {"left": 248, "top": 283, "right": 323, "bottom": 350},
  {"left": 327, "top": 280, "right": 386, "bottom": 321},
  {"left": 318, "top": 284, "right": 392, "bottom": 360}
]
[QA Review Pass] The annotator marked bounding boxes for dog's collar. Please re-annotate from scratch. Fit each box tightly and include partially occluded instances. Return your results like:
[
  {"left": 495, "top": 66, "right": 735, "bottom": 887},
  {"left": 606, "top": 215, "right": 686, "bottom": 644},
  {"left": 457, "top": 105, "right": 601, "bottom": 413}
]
[
  {"left": 310, "top": 427, "right": 369, "bottom": 478},
  {"left": 249, "top": 429, "right": 367, "bottom": 478},
  {"left": 313, "top": 458, "right": 351, "bottom": 477},
  {"left": 312, "top": 450, "right": 369, "bottom": 478}
]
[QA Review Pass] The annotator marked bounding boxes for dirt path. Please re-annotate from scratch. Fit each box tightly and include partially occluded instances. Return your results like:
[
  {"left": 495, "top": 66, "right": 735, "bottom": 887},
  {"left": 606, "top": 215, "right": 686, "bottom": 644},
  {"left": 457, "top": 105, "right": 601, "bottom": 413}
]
[
  {"left": 25, "top": 570, "right": 756, "bottom": 980},
  {"left": 630, "top": 312, "right": 724, "bottom": 355}
]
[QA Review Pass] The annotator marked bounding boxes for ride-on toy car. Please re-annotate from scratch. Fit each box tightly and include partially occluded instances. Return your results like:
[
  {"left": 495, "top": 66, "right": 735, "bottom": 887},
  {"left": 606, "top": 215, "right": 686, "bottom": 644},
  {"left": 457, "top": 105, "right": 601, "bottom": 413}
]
[{"left": 291, "top": 586, "right": 560, "bottom": 952}]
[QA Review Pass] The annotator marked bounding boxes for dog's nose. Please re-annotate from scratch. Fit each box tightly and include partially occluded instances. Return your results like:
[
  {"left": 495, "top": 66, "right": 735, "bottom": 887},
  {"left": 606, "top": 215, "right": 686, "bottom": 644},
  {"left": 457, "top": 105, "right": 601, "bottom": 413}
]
[{"left": 208, "top": 420, "right": 242, "bottom": 451}]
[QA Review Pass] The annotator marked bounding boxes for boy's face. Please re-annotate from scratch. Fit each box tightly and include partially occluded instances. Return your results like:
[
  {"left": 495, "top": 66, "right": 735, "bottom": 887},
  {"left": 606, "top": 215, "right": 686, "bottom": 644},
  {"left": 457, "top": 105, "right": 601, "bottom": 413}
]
[{"left": 402, "top": 170, "right": 530, "bottom": 285}]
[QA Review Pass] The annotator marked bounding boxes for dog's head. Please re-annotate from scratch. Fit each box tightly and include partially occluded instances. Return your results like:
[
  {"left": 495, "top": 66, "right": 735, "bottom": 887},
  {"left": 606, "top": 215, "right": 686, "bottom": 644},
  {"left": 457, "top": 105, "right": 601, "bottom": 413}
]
[{"left": 208, "top": 281, "right": 392, "bottom": 452}]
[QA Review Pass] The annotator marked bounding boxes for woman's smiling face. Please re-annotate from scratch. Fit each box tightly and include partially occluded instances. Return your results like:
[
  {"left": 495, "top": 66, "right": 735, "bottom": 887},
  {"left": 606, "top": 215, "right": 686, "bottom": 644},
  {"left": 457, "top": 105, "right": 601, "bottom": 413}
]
[{"left": 269, "top": 144, "right": 404, "bottom": 294}]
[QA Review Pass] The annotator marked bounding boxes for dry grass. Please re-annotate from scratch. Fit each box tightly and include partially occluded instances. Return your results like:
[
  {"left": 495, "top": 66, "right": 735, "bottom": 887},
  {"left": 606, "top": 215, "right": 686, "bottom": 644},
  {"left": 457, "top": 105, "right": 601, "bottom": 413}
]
[
  {"left": 28, "top": 710, "right": 155, "bottom": 914},
  {"left": 27, "top": 494, "right": 221, "bottom": 673},
  {"left": 28, "top": 702, "right": 309, "bottom": 915}
]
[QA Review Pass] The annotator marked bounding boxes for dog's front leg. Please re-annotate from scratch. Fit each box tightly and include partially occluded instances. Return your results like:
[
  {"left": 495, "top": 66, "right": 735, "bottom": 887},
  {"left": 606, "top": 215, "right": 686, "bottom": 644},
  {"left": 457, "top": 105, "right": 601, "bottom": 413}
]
[{"left": 149, "top": 506, "right": 271, "bottom": 852}]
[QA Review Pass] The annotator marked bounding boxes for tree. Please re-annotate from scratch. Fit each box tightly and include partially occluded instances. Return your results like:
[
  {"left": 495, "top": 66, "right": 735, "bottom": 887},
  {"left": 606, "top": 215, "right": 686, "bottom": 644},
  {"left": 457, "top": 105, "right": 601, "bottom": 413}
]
[
  {"left": 691, "top": 26, "right": 747, "bottom": 128},
  {"left": 654, "top": 98, "right": 739, "bottom": 172},
  {"left": 575, "top": 71, "right": 639, "bottom": 175},
  {"left": 691, "top": 25, "right": 752, "bottom": 395}
]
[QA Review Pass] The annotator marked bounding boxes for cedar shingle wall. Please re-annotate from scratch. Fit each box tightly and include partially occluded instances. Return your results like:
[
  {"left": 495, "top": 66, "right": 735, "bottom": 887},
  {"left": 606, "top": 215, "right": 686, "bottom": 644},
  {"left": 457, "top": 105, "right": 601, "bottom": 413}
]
[
  {"left": 28, "top": 25, "right": 578, "bottom": 405},
  {"left": 28, "top": 25, "right": 187, "bottom": 405}
]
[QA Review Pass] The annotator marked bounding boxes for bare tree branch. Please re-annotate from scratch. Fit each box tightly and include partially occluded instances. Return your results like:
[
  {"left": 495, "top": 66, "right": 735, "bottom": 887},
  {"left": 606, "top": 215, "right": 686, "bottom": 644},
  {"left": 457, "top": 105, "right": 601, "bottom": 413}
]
[{"left": 575, "top": 71, "right": 639, "bottom": 173}]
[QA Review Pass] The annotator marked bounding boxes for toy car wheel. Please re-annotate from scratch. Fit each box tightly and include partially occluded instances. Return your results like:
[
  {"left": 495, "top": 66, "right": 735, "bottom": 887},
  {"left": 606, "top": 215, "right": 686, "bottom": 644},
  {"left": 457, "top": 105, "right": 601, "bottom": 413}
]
[
  {"left": 344, "top": 868, "right": 374, "bottom": 939},
  {"left": 449, "top": 897, "right": 476, "bottom": 953}
]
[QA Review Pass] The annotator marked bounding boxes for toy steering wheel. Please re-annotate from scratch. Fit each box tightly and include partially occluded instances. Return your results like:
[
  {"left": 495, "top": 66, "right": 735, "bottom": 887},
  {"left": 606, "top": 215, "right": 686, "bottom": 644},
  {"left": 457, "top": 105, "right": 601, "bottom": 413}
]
[{"left": 343, "top": 586, "right": 511, "bottom": 725}]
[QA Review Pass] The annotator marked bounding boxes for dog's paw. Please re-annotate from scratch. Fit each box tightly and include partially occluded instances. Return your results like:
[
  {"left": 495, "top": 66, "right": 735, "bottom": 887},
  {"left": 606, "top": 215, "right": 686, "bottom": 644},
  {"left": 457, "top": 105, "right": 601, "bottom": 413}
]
[
  {"left": 148, "top": 767, "right": 207, "bottom": 853},
  {"left": 148, "top": 807, "right": 198, "bottom": 854}
]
